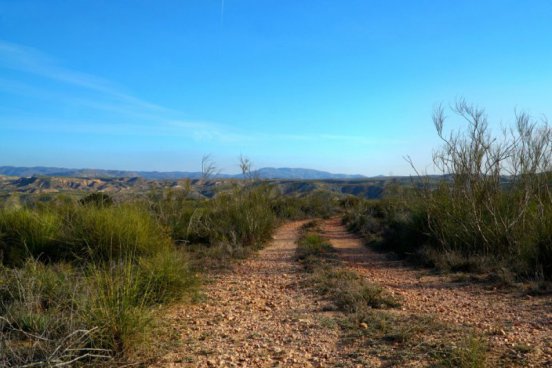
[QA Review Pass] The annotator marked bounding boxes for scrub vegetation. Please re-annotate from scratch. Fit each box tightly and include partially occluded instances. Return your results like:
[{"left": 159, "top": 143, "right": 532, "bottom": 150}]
[
  {"left": 344, "top": 101, "right": 552, "bottom": 283},
  {"left": 295, "top": 221, "right": 488, "bottom": 367},
  {"left": 0, "top": 184, "right": 337, "bottom": 366},
  {"left": 295, "top": 221, "right": 399, "bottom": 311},
  {"left": 1, "top": 101, "right": 550, "bottom": 366}
]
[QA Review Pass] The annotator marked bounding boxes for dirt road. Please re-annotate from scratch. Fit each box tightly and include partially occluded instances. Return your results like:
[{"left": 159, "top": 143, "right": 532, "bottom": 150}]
[
  {"left": 153, "top": 219, "right": 551, "bottom": 367},
  {"left": 153, "top": 221, "right": 345, "bottom": 367},
  {"left": 321, "top": 217, "right": 552, "bottom": 367}
]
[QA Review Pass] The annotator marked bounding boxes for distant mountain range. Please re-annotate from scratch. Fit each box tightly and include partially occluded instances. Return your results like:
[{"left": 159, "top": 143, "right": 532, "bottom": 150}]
[
  {"left": 252, "top": 167, "right": 365, "bottom": 180},
  {"left": 0, "top": 166, "right": 366, "bottom": 180}
]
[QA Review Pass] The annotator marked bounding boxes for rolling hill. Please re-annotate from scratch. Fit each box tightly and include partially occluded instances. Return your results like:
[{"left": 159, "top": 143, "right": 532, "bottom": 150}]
[{"left": 0, "top": 166, "right": 366, "bottom": 180}]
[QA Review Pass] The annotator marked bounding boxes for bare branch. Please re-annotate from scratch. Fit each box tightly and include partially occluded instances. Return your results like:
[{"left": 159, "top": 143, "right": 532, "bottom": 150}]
[{"left": 201, "top": 154, "right": 218, "bottom": 180}]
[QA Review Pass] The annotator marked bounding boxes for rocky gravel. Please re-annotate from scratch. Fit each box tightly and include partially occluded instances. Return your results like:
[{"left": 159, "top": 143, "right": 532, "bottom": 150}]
[
  {"left": 322, "top": 217, "right": 552, "bottom": 367},
  {"left": 152, "top": 218, "right": 551, "bottom": 367},
  {"left": 151, "top": 221, "right": 351, "bottom": 368}
]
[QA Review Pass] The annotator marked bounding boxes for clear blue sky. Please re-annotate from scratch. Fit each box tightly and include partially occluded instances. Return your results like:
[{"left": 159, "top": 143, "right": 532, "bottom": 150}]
[{"left": 1, "top": 0, "right": 552, "bottom": 175}]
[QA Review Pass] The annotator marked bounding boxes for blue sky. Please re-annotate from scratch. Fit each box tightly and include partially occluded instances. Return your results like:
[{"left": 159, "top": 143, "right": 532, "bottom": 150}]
[{"left": 1, "top": 0, "right": 552, "bottom": 175}]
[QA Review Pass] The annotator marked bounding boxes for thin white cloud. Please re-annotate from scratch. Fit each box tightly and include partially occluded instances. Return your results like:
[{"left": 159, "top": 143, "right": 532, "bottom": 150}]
[
  {"left": 0, "top": 40, "right": 228, "bottom": 140},
  {"left": 0, "top": 40, "right": 166, "bottom": 113},
  {"left": 0, "top": 40, "right": 392, "bottom": 147},
  {"left": 0, "top": 77, "right": 172, "bottom": 124}
]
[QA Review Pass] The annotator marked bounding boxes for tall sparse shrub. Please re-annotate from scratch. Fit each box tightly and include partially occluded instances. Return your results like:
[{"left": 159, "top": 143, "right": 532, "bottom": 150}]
[
  {"left": 424, "top": 101, "right": 552, "bottom": 277},
  {"left": 346, "top": 101, "right": 552, "bottom": 279}
]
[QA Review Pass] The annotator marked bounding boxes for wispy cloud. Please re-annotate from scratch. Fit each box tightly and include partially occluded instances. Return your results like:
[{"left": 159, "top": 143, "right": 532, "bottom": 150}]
[
  {"left": 0, "top": 40, "right": 236, "bottom": 141},
  {"left": 0, "top": 40, "right": 166, "bottom": 113},
  {"left": 0, "top": 40, "right": 392, "bottom": 147}
]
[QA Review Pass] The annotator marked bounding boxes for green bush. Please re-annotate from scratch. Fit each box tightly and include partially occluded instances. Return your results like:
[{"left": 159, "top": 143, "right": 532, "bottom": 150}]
[
  {"left": 138, "top": 249, "right": 198, "bottom": 305},
  {"left": 0, "top": 260, "right": 90, "bottom": 367},
  {"left": 0, "top": 209, "right": 62, "bottom": 265},
  {"left": 0, "top": 251, "right": 198, "bottom": 364},
  {"left": 0, "top": 185, "right": 285, "bottom": 364},
  {"left": 296, "top": 233, "right": 335, "bottom": 264},
  {"left": 343, "top": 196, "right": 428, "bottom": 257},
  {"left": 147, "top": 188, "right": 200, "bottom": 244},
  {"left": 271, "top": 191, "right": 339, "bottom": 220},
  {"left": 299, "top": 191, "right": 339, "bottom": 218},
  {"left": 0, "top": 203, "right": 174, "bottom": 265},
  {"left": 345, "top": 102, "right": 552, "bottom": 281},
  {"left": 0, "top": 260, "right": 78, "bottom": 327},
  {"left": 439, "top": 335, "right": 487, "bottom": 368},
  {"left": 343, "top": 199, "right": 385, "bottom": 238},
  {"left": 270, "top": 196, "right": 306, "bottom": 219},
  {"left": 79, "top": 192, "right": 114, "bottom": 207},
  {"left": 187, "top": 186, "right": 276, "bottom": 249},
  {"left": 150, "top": 186, "right": 278, "bottom": 251},
  {"left": 424, "top": 102, "right": 552, "bottom": 279},
  {"left": 80, "top": 249, "right": 197, "bottom": 357},
  {"left": 83, "top": 260, "right": 153, "bottom": 356},
  {"left": 312, "top": 268, "right": 399, "bottom": 311},
  {"left": 0, "top": 199, "right": 199, "bottom": 365},
  {"left": 65, "top": 204, "right": 172, "bottom": 261}
]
